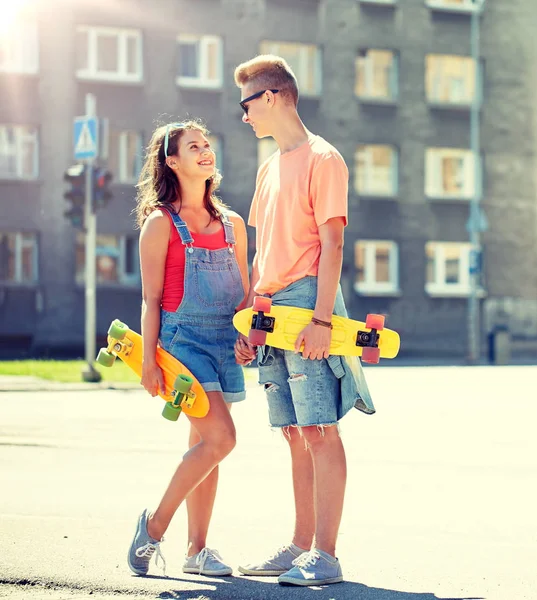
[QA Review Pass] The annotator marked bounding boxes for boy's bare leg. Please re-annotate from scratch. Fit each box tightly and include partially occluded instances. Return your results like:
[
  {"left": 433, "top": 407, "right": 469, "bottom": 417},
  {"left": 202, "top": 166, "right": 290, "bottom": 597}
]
[
  {"left": 300, "top": 425, "right": 346, "bottom": 557},
  {"left": 285, "top": 426, "right": 315, "bottom": 550}
]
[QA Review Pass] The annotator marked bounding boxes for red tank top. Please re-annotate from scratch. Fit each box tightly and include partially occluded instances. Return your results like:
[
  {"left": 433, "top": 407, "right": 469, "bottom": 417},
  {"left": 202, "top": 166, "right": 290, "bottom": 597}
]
[{"left": 161, "top": 210, "right": 228, "bottom": 312}]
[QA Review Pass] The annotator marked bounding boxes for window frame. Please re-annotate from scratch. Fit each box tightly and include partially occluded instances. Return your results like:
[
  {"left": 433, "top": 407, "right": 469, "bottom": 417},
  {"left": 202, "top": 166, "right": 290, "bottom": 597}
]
[
  {"left": 76, "top": 26, "right": 143, "bottom": 83},
  {"left": 0, "top": 231, "right": 39, "bottom": 285},
  {"left": 0, "top": 19, "right": 39, "bottom": 74},
  {"left": 258, "top": 138, "right": 279, "bottom": 168},
  {"left": 355, "top": 49, "right": 398, "bottom": 102},
  {"left": 354, "top": 144, "right": 399, "bottom": 198},
  {"left": 109, "top": 130, "right": 143, "bottom": 184},
  {"left": 176, "top": 34, "right": 223, "bottom": 89},
  {"left": 425, "top": 241, "right": 478, "bottom": 296},
  {"left": 425, "top": 147, "right": 480, "bottom": 201},
  {"left": 359, "top": 0, "right": 398, "bottom": 6},
  {"left": 0, "top": 125, "right": 39, "bottom": 180},
  {"left": 75, "top": 233, "right": 140, "bottom": 287},
  {"left": 354, "top": 240, "right": 400, "bottom": 296},
  {"left": 259, "top": 40, "right": 322, "bottom": 97},
  {"left": 426, "top": 0, "right": 483, "bottom": 14},
  {"left": 426, "top": 54, "right": 482, "bottom": 108}
]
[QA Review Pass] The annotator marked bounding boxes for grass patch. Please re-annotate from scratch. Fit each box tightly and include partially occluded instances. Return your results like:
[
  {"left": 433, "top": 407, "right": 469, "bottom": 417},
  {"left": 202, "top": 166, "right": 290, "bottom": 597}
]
[
  {"left": 0, "top": 360, "right": 258, "bottom": 384},
  {"left": 0, "top": 360, "right": 140, "bottom": 384}
]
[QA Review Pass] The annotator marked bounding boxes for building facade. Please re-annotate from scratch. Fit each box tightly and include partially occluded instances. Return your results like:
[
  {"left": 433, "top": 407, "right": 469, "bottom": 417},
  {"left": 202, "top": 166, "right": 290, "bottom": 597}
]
[{"left": 1, "top": 0, "right": 536, "bottom": 358}]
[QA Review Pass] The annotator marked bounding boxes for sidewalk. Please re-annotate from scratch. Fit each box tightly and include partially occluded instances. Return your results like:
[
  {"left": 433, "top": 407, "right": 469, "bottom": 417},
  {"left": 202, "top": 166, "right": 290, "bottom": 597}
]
[{"left": 0, "top": 375, "right": 142, "bottom": 393}]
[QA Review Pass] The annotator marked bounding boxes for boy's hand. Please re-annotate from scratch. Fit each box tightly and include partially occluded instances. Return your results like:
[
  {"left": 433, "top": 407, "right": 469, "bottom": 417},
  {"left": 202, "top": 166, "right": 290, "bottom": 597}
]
[
  {"left": 235, "top": 334, "right": 257, "bottom": 365},
  {"left": 295, "top": 322, "right": 331, "bottom": 360}
]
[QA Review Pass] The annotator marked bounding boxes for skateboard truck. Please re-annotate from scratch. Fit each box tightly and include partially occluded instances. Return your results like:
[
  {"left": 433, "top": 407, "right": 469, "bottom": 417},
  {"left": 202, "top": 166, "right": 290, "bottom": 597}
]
[
  {"left": 355, "top": 314, "right": 385, "bottom": 364},
  {"left": 250, "top": 312, "right": 275, "bottom": 334}
]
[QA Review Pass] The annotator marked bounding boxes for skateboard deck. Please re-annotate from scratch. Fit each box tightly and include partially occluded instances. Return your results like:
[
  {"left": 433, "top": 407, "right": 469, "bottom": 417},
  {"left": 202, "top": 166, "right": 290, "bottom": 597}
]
[
  {"left": 233, "top": 297, "right": 400, "bottom": 364},
  {"left": 96, "top": 319, "right": 209, "bottom": 420}
]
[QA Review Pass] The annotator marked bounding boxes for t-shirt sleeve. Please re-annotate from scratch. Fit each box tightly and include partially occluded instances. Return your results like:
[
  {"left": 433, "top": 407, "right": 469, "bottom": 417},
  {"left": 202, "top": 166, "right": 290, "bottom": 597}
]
[{"left": 310, "top": 152, "right": 349, "bottom": 227}]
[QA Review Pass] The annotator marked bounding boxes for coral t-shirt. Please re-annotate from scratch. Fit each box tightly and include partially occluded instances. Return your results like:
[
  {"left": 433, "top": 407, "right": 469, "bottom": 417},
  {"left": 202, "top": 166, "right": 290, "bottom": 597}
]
[
  {"left": 248, "top": 134, "right": 349, "bottom": 295},
  {"left": 161, "top": 210, "right": 227, "bottom": 312}
]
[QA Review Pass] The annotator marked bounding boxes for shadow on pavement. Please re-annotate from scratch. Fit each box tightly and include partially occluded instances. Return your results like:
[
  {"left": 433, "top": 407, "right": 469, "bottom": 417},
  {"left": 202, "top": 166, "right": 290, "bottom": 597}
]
[{"left": 152, "top": 575, "right": 484, "bottom": 600}]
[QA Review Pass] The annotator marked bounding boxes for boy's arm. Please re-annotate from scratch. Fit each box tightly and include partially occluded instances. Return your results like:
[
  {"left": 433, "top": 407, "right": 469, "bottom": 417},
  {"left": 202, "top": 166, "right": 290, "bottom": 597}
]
[
  {"left": 294, "top": 217, "right": 344, "bottom": 360},
  {"left": 314, "top": 217, "right": 345, "bottom": 321}
]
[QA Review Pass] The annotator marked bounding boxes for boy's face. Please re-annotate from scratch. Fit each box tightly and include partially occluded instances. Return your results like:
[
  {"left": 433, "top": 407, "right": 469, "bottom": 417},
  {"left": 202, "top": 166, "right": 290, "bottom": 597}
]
[{"left": 240, "top": 83, "right": 274, "bottom": 139}]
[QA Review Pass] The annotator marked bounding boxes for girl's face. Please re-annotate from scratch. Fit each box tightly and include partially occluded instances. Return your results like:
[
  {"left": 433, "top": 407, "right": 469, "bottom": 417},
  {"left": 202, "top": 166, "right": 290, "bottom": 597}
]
[{"left": 168, "top": 129, "right": 215, "bottom": 180}]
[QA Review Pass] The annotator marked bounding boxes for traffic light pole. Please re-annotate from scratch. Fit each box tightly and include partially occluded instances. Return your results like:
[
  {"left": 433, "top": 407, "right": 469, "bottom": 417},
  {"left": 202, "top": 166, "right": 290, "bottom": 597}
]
[
  {"left": 467, "top": 2, "right": 485, "bottom": 364},
  {"left": 82, "top": 93, "right": 100, "bottom": 382}
]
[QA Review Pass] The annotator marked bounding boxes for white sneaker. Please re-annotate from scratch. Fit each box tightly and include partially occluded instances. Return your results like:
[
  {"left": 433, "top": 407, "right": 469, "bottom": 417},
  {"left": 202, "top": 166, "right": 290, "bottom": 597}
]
[
  {"left": 182, "top": 547, "right": 232, "bottom": 577},
  {"left": 238, "top": 543, "right": 307, "bottom": 576}
]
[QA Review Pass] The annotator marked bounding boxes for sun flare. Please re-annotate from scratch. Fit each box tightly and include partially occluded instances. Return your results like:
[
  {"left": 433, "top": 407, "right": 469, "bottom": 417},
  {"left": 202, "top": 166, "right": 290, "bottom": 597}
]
[{"left": 0, "top": 0, "right": 35, "bottom": 35}]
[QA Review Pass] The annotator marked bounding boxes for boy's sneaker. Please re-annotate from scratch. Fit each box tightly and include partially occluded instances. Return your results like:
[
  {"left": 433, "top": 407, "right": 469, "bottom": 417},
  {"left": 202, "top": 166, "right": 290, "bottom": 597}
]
[
  {"left": 278, "top": 549, "right": 343, "bottom": 586},
  {"left": 127, "top": 509, "right": 166, "bottom": 576},
  {"left": 183, "top": 547, "right": 233, "bottom": 577},
  {"left": 238, "top": 543, "right": 307, "bottom": 576}
]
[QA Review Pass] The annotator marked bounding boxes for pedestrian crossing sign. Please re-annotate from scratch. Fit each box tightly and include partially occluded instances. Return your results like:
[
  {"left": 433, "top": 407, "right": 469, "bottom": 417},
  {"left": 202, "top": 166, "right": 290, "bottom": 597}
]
[{"left": 74, "top": 116, "right": 98, "bottom": 160}]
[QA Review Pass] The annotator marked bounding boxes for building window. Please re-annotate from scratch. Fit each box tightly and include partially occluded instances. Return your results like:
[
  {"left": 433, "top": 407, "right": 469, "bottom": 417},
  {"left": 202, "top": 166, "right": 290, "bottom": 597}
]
[
  {"left": 426, "top": 54, "right": 479, "bottom": 106},
  {"left": 425, "top": 148, "right": 478, "bottom": 200},
  {"left": 355, "top": 145, "right": 398, "bottom": 197},
  {"left": 76, "top": 27, "right": 143, "bottom": 83},
  {"left": 355, "top": 241, "right": 399, "bottom": 295},
  {"left": 0, "top": 232, "right": 38, "bottom": 284},
  {"left": 259, "top": 41, "right": 321, "bottom": 97},
  {"left": 206, "top": 134, "right": 223, "bottom": 174},
  {"left": 0, "top": 125, "right": 38, "bottom": 180},
  {"left": 108, "top": 130, "right": 142, "bottom": 184},
  {"left": 76, "top": 234, "right": 140, "bottom": 286},
  {"left": 258, "top": 138, "right": 279, "bottom": 167},
  {"left": 176, "top": 35, "right": 223, "bottom": 89},
  {"left": 426, "top": 0, "right": 481, "bottom": 13},
  {"left": 355, "top": 50, "right": 398, "bottom": 101},
  {"left": 426, "top": 242, "right": 474, "bottom": 296},
  {"left": 0, "top": 20, "right": 38, "bottom": 74}
]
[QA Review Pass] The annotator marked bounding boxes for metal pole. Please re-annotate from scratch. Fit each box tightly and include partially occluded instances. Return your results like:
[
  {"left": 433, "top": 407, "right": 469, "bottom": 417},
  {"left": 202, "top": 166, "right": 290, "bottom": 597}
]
[
  {"left": 83, "top": 93, "right": 100, "bottom": 382},
  {"left": 467, "top": 2, "right": 483, "bottom": 363}
]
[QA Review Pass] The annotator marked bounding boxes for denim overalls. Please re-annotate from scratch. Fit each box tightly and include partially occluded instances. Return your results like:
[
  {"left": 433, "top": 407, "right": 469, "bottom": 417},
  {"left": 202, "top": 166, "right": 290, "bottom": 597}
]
[
  {"left": 257, "top": 276, "right": 375, "bottom": 428},
  {"left": 159, "top": 210, "right": 246, "bottom": 402}
]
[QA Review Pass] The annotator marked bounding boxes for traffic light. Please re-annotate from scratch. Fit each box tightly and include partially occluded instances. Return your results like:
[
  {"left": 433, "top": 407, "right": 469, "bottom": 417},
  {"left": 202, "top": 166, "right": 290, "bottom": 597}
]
[
  {"left": 93, "top": 167, "right": 113, "bottom": 211},
  {"left": 63, "top": 165, "right": 114, "bottom": 227},
  {"left": 64, "top": 164, "right": 86, "bottom": 229}
]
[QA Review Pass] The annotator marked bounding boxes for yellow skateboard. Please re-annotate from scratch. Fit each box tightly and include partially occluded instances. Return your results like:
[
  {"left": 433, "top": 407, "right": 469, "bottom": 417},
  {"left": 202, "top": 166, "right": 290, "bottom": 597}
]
[
  {"left": 233, "top": 297, "right": 400, "bottom": 364},
  {"left": 96, "top": 319, "right": 210, "bottom": 421}
]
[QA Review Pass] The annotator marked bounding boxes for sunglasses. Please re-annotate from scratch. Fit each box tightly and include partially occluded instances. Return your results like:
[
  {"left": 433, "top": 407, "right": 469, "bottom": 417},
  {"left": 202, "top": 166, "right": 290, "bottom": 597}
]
[
  {"left": 164, "top": 122, "right": 186, "bottom": 157},
  {"left": 240, "top": 89, "right": 279, "bottom": 115}
]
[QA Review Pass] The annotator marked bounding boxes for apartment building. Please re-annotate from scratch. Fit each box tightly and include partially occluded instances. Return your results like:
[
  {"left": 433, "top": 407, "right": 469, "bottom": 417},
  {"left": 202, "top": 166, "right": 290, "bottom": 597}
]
[{"left": 1, "top": 0, "right": 536, "bottom": 358}]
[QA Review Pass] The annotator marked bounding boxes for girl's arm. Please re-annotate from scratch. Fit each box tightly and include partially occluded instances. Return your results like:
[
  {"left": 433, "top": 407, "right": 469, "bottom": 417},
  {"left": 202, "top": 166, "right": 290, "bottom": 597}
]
[
  {"left": 139, "top": 210, "right": 169, "bottom": 396},
  {"left": 230, "top": 212, "right": 250, "bottom": 311}
]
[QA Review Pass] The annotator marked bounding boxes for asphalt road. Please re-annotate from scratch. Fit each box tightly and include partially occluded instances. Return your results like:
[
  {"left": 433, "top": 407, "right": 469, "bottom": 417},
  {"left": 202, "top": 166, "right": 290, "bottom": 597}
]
[{"left": 0, "top": 365, "right": 535, "bottom": 600}]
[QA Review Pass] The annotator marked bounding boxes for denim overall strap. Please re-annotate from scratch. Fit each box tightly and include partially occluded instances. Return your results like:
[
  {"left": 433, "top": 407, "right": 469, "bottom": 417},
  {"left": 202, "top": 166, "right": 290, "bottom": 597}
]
[
  {"left": 167, "top": 209, "right": 194, "bottom": 252},
  {"left": 219, "top": 211, "right": 236, "bottom": 252}
]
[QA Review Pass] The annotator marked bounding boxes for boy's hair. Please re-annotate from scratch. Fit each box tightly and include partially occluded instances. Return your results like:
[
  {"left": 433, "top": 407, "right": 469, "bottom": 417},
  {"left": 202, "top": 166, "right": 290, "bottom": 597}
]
[{"left": 234, "top": 54, "right": 299, "bottom": 106}]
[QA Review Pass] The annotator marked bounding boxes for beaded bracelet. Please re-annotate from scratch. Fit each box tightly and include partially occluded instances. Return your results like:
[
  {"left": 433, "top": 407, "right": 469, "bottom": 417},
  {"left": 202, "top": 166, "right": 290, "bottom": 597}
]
[{"left": 311, "top": 317, "right": 333, "bottom": 330}]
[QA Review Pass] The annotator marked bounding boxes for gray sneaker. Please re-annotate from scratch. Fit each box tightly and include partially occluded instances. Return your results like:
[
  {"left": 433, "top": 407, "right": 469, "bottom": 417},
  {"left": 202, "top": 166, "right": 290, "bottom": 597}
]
[
  {"left": 238, "top": 543, "right": 307, "bottom": 576},
  {"left": 278, "top": 549, "right": 343, "bottom": 586},
  {"left": 127, "top": 509, "right": 166, "bottom": 576},
  {"left": 183, "top": 547, "right": 233, "bottom": 577}
]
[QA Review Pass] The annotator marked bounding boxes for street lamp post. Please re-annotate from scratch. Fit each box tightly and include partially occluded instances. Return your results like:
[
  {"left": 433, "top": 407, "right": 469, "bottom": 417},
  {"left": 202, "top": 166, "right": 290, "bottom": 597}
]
[{"left": 467, "top": 0, "right": 487, "bottom": 363}]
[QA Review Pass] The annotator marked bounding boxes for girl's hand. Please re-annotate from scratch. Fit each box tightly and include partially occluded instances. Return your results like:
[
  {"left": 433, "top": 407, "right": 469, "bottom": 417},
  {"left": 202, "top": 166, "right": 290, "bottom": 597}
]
[
  {"left": 141, "top": 360, "right": 166, "bottom": 397},
  {"left": 235, "top": 334, "right": 257, "bottom": 365}
]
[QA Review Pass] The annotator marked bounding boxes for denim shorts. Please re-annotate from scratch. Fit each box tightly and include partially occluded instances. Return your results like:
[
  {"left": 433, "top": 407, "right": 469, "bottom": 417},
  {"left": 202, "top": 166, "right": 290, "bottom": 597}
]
[
  {"left": 159, "top": 310, "right": 246, "bottom": 403},
  {"left": 257, "top": 276, "right": 347, "bottom": 428}
]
